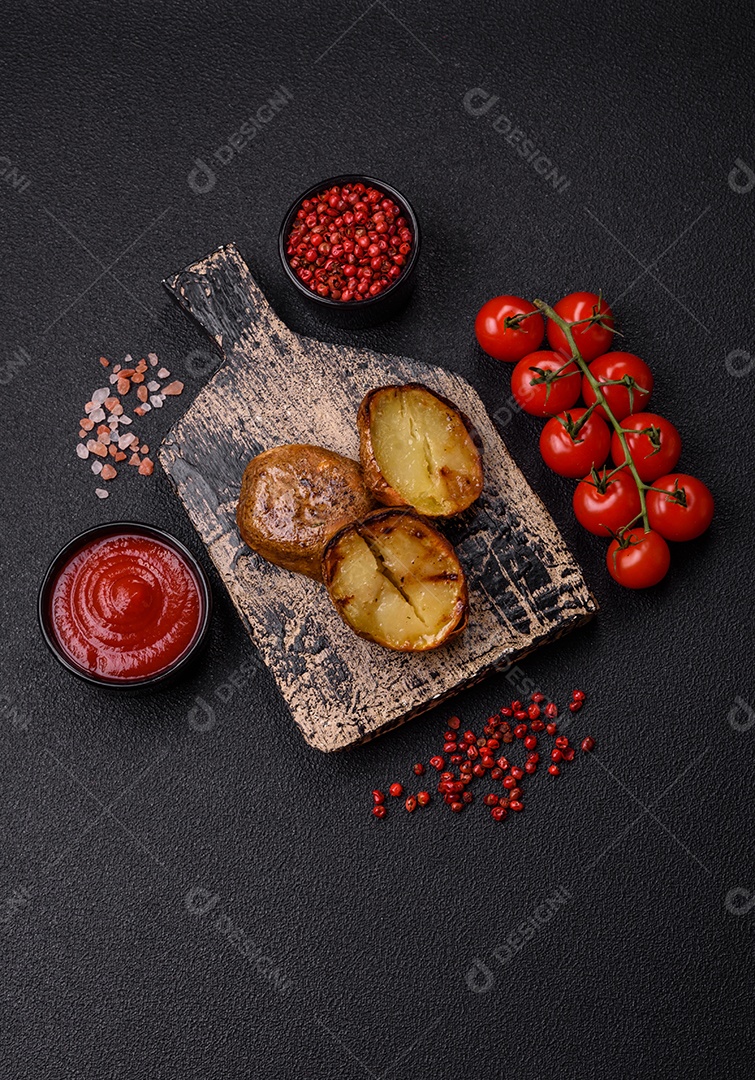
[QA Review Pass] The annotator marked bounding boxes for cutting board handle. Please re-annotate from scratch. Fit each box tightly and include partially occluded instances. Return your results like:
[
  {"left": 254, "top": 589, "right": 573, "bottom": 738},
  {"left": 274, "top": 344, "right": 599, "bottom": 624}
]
[{"left": 162, "top": 242, "right": 290, "bottom": 354}]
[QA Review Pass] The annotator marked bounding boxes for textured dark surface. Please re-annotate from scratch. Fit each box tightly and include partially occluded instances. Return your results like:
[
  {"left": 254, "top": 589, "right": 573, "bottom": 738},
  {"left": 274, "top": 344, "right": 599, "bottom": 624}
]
[
  {"left": 160, "top": 244, "right": 594, "bottom": 750},
  {"left": 1, "top": 1, "right": 754, "bottom": 1077}
]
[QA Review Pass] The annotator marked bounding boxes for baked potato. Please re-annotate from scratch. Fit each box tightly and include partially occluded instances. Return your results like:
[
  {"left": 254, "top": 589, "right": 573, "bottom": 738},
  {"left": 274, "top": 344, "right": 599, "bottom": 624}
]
[
  {"left": 357, "top": 383, "right": 483, "bottom": 517},
  {"left": 236, "top": 444, "right": 373, "bottom": 580},
  {"left": 322, "top": 508, "right": 468, "bottom": 651}
]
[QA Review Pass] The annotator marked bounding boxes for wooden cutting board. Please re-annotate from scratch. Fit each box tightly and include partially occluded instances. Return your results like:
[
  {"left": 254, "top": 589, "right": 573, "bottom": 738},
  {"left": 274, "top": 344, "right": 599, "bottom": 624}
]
[{"left": 159, "top": 243, "right": 596, "bottom": 751}]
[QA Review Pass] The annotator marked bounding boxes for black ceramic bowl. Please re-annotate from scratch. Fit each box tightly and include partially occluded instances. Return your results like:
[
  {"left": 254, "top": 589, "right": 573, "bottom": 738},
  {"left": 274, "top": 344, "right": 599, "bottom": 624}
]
[
  {"left": 278, "top": 173, "right": 420, "bottom": 327},
  {"left": 38, "top": 522, "right": 212, "bottom": 690}
]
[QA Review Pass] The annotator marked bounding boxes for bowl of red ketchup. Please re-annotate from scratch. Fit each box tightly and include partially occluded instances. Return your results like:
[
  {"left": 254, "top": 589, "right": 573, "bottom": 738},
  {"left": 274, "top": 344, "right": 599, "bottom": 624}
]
[{"left": 38, "top": 523, "right": 212, "bottom": 688}]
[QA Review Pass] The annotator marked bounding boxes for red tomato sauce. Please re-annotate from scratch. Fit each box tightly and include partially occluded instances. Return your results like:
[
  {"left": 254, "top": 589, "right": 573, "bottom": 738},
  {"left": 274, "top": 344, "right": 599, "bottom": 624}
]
[{"left": 49, "top": 532, "right": 204, "bottom": 681}]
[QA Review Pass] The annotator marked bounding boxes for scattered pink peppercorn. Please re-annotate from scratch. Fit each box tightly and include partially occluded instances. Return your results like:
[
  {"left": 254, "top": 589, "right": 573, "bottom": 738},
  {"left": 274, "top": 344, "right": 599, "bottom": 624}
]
[{"left": 367, "top": 689, "right": 593, "bottom": 824}]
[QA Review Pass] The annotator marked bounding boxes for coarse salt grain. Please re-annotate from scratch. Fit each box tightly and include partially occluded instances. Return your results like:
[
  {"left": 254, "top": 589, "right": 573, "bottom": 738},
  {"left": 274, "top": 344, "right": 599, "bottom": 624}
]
[
  {"left": 147, "top": 381, "right": 160, "bottom": 392},
  {"left": 163, "top": 380, "right": 184, "bottom": 396},
  {"left": 92, "top": 387, "right": 109, "bottom": 405},
  {"left": 95, "top": 488, "right": 109, "bottom": 499},
  {"left": 157, "top": 368, "right": 170, "bottom": 379},
  {"left": 76, "top": 444, "right": 89, "bottom": 459},
  {"left": 90, "top": 408, "right": 106, "bottom": 423},
  {"left": 150, "top": 395, "right": 164, "bottom": 408},
  {"left": 148, "top": 353, "right": 158, "bottom": 365},
  {"left": 92, "top": 461, "right": 103, "bottom": 475},
  {"left": 100, "top": 464, "right": 117, "bottom": 480}
]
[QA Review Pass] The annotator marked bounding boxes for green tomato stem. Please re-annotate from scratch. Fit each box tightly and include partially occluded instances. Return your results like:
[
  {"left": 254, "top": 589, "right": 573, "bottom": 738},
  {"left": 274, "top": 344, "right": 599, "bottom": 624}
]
[{"left": 533, "top": 298, "right": 650, "bottom": 532}]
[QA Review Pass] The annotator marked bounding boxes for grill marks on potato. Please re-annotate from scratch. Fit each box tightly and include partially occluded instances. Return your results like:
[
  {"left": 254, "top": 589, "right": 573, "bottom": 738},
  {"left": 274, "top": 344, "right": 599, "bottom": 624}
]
[
  {"left": 359, "top": 384, "right": 484, "bottom": 517},
  {"left": 323, "top": 510, "right": 468, "bottom": 651}
]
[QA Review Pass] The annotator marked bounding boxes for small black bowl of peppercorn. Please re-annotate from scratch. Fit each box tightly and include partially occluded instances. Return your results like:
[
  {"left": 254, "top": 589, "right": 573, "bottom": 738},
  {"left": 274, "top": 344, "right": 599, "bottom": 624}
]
[{"left": 279, "top": 174, "right": 420, "bottom": 326}]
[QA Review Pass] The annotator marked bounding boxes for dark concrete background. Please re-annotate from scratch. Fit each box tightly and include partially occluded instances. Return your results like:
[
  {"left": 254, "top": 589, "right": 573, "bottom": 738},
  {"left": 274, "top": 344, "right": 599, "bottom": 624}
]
[{"left": 2, "top": 1, "right": 754, "bottom": 1077}]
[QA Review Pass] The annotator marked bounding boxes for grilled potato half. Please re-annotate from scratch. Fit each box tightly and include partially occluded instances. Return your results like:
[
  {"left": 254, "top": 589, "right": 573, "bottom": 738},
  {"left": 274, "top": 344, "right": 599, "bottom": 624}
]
[
  {"left": 237, "top": 444, "right": 373, "bottom": 580},
  {"left": 322, "top": 509, "right": 468, "bottom": 651},
  {"left": 358, "top": 383, "right": 483, "bottom": 517}
]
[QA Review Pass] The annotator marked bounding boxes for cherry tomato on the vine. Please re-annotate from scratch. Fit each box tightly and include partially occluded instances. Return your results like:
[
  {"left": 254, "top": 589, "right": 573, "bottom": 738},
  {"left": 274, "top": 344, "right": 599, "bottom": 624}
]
[
  {"left": 475, "top": 295, "right": 545, "bottom": 363},
  {"left": 547, "top": 292, "right": 615, "bottom": 361},
  {"left": 539, "top": 408, "right": 611, "bottom": 478},
  {"left": 606, "top": 529, "right": 670, "bottom": 589},
  {"left": 611, "top": 412, "right": 681, "bottom": 482},
  {"left": 582, "top": 352, "right": 654, "bottom": 421},
  {"left": 572, "top": 468, "right": 642, "bottom": 536},
  {"left": 511, "top": 351, "right": 582, "bottom": 416},
  {"left": 646, "top": 473, "right": 714, "bottom": 542}
]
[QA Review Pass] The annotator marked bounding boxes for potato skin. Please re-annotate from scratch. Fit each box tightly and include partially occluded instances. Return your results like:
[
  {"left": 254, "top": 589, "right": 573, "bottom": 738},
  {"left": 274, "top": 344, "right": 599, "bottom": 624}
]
[
  {"left": 236, "top": 444, "right": 373, "bottom": 580},
  {"left": 357, "top": 383, "right": 484, "bottom": 517},
  {"left": 322, "top": 508, "right": 469, "bottom": 651}
]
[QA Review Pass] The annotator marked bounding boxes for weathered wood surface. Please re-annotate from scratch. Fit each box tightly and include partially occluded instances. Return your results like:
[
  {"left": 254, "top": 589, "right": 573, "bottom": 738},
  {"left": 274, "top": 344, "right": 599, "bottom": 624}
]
[{"left": 160, "top": 244, "right": 597, "bottom": 751}]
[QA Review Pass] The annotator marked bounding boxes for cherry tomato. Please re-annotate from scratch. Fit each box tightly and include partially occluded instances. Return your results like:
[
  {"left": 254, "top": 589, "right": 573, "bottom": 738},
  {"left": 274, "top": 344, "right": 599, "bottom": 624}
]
[
  {"left": 606, "top": 529, "right": 670, "bottom": 589},
  {"left": 539, "top": 408, "right": 611, "bottom": 478},
  {"left": 573, "top": 468, "right": 642, "bottom": 536},
  {"left": 611, "top": 412, "right": 681, "bottom": 482},
  {"left": 582, "top": 352, "right": 654, "bottom": 421},
  {"left": 546, "top": 292, "right": 615, "bottom": 361},
  {"left": 475, "top": 296, "right": 545, "bottom": 363},
  {"left": 646, "top": 473, "right": 714, "bottom": 542},
  {"left": 510, "top": 351, "right": 581, "bottom": 416}
]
